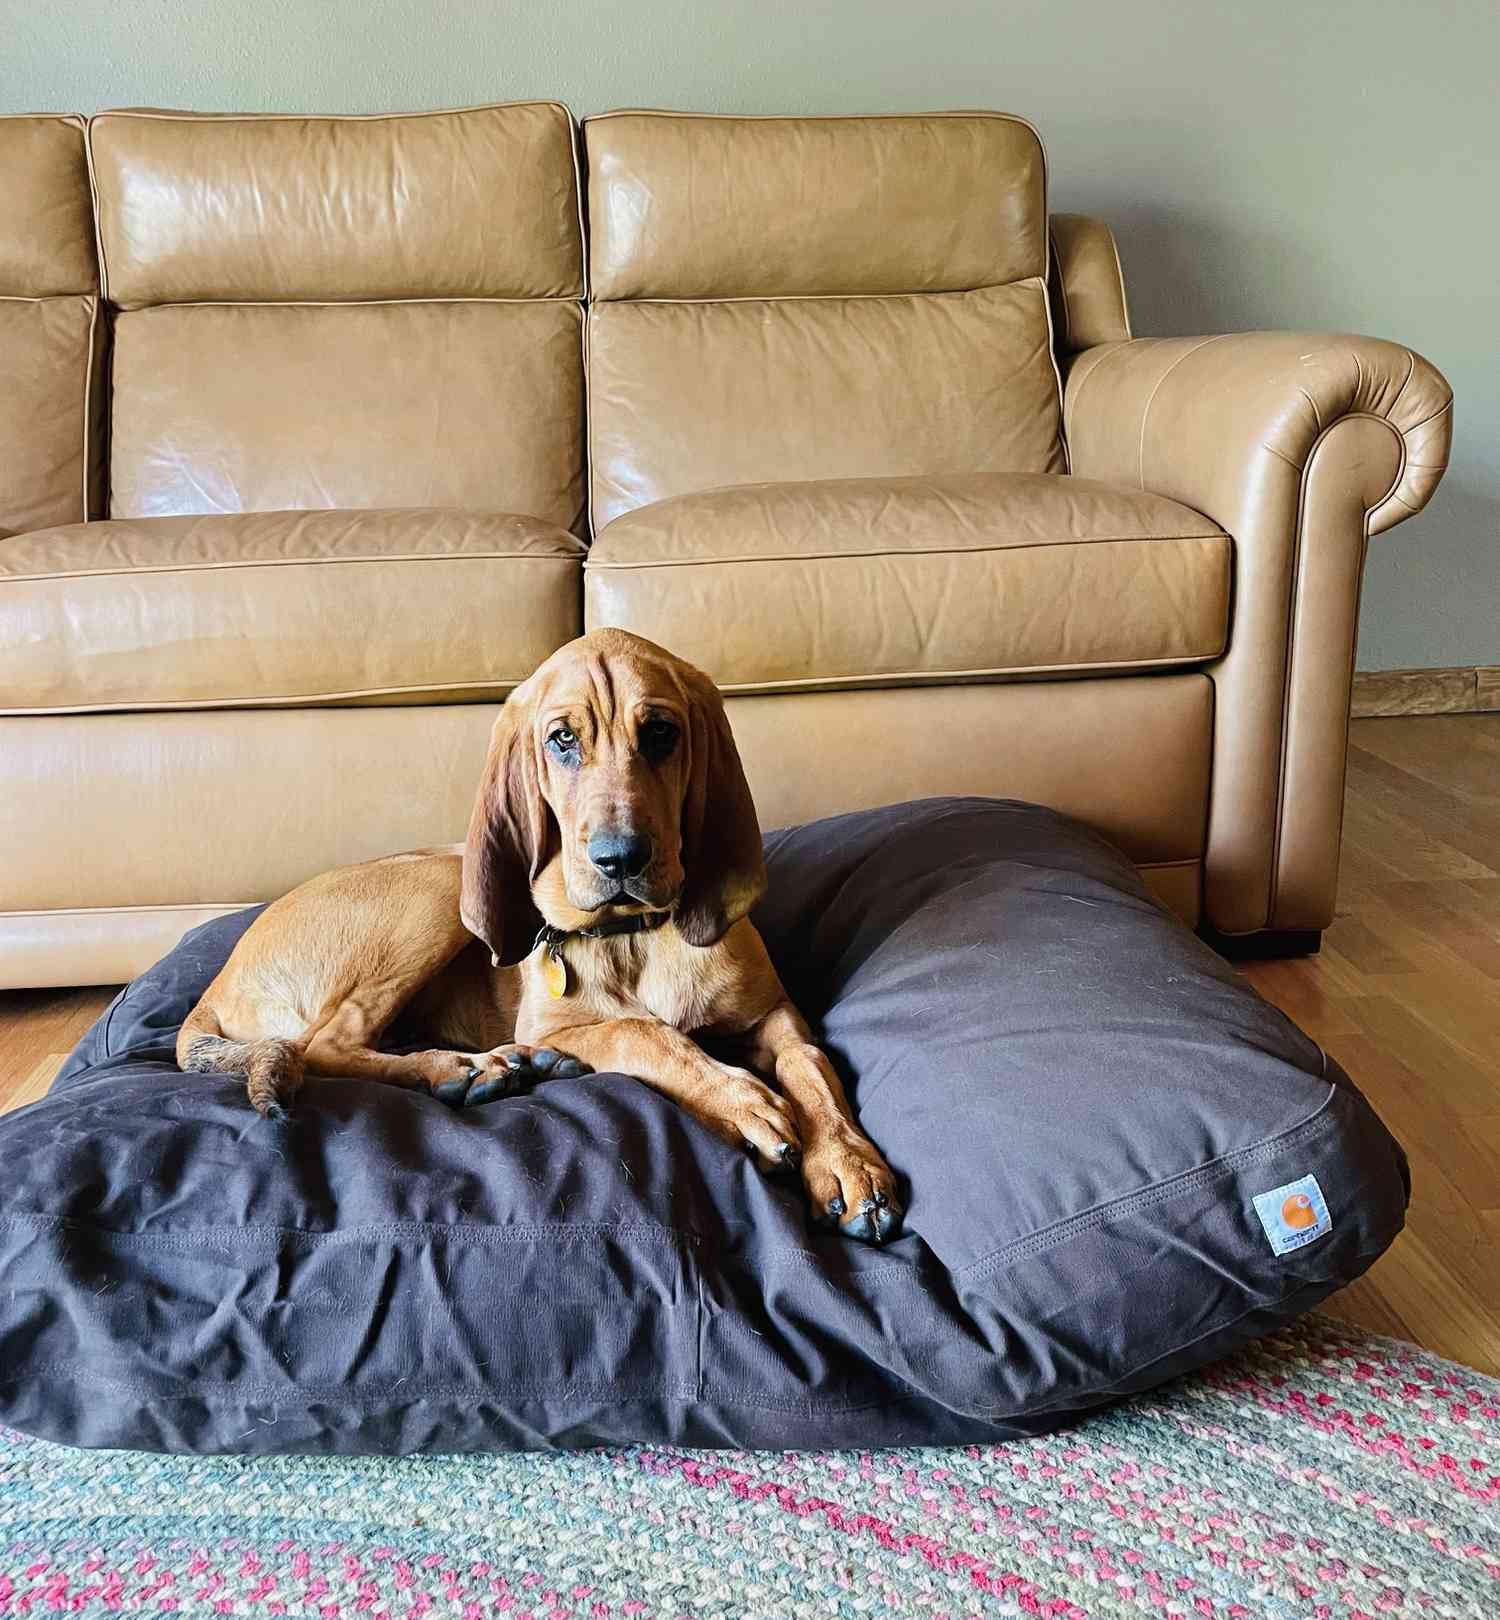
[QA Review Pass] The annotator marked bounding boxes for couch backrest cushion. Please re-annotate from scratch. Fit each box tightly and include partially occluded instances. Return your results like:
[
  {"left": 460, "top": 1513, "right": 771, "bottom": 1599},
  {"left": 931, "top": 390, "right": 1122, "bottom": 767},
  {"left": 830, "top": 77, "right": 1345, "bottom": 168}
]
[
  {"left": 0, "top": 116, "right": 104, "bottom": 539},
  {"left": 90, "top": 104, "right": 586, "bottom": 528},
  {"left": 588, "top": 110, "right": 1047, "bottom": 301},
  {"left": 584, "top": 111, "right": 1065, "bottom": 530}
]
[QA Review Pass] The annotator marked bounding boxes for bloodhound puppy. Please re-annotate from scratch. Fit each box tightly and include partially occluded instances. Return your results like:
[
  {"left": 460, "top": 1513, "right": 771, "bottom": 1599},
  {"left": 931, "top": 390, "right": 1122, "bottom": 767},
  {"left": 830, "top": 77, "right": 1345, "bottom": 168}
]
[{"left": 178, "top": 629, "right": 901, "bottom": 1243}]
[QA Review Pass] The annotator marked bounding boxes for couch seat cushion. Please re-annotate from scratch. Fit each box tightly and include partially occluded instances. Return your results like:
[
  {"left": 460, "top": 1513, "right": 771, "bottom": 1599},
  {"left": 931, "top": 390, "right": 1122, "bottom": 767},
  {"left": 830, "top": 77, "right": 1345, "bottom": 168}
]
[
  {"left": 0, "top": 798, "right": 1406, "bottom": 1454},
  {"left": 585, "top": 472, "right": 1228, "bottom": 691},
  {"left": 0, "top": 508, "right": 584, "bottom": 713}
]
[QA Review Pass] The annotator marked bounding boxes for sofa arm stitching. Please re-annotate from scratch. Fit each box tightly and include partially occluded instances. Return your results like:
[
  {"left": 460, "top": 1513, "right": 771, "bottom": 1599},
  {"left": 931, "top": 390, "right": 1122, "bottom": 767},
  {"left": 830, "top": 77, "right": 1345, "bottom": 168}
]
[
  {"left": 1259, "top": 442, "right": 1304, "bottom": 475},
  {"left": 1295, "top": 386, "right": 1323, "bottom": 434},
  {"left": 1399, "top": 395, "right": 1454, "bottom": 439},
  {"left": 1060, "top": 336, "right": 1132, "bottom": 445},
  {"left": 1387, "top": 347, "right": 1416, "bottom": 418}
]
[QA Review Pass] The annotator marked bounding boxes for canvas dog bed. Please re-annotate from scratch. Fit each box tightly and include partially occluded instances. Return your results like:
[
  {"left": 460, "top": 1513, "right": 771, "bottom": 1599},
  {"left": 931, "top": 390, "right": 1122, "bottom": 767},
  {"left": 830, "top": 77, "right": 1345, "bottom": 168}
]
[{"left": 0, "top": 798, "right": 1408, "bottom": 1454}]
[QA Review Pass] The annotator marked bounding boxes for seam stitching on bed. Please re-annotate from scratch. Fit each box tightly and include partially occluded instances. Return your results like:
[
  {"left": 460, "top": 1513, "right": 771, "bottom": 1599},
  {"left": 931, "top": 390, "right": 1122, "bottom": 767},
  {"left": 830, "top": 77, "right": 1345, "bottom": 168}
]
[{"left": 956, "top": 1086, "right": 1340, "bottom": 1282}]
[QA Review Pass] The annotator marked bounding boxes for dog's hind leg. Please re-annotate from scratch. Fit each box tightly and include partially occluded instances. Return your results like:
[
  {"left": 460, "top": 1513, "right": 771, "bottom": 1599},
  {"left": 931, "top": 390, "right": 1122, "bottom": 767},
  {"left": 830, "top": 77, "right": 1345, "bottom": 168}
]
[
  {"left": 302, "top": 987, "right": 579, "bottom": 1106},
  {"left": 179, "top": 1005, "right": 307, "bottom": 1120}
]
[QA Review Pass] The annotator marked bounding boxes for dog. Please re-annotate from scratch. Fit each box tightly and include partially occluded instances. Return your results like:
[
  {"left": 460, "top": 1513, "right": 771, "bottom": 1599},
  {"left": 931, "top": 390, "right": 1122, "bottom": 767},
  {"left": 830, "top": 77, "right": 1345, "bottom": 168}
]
[{"left": 177, "top": 629, "right": 901, "bottom": 1244}]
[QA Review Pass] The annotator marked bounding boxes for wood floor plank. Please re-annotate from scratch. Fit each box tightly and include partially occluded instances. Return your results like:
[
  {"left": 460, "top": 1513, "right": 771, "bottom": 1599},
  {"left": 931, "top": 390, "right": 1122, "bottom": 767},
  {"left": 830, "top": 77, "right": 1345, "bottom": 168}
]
[
  {"left": 1356, "top": 1229, "right": 1500, "bottom": 1376},
  {"left": 4, "top": 1055, "right": 70, "bottom": 1116},
  {"left": 1344, "top": 749, "right": 1500, "bottom": 873},
  {"left": 0, "top": 987, "right": 116, "bottom": 1114},
  {"left": 1320, "top": 1269, "right": 1419, "bottom": 1343},
  {"left": 1353, "top": 714, "right": 1500, "bottom": 804},
  {"left": 1339, "top": 793, "right": 1497, "bottom": 882},
  {"left": 1374, "top": 879, "right": 1500, "bottom": 980},
  {"left": 1327, "top": 1034, "right": 1500, "bottom": 1215},
  {"left": 1237, "top": 959, "right": 1361, "bottom": 1044}
]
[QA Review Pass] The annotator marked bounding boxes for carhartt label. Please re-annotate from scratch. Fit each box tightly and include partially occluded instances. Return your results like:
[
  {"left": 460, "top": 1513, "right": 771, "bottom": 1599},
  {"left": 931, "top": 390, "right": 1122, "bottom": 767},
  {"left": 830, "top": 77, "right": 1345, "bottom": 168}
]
[{"left": 1252, "top": 1173, "right": 1331, "bottom": 1255}]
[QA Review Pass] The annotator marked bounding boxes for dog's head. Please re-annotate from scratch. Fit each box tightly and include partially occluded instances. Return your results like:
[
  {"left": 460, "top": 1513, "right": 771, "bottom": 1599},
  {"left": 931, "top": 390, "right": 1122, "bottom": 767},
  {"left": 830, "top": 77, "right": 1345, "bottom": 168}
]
[{"left": 461, "top": 629, "right": 765, "bottom": 964}]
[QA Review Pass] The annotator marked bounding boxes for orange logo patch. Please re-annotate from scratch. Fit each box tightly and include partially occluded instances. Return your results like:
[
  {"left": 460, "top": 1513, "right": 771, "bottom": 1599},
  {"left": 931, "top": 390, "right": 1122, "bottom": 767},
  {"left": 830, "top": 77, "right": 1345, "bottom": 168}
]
[{"left": 1281, "top": 1192, "right": 1317, "bottom": 1230}]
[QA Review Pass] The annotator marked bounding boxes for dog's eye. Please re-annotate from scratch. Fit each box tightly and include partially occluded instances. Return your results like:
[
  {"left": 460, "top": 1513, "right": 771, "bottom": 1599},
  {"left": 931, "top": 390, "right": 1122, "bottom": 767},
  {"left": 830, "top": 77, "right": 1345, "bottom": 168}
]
[
  {"left": 546, "top": 727, "right": 579, "bottom": 758},
  {"left": 640, "top": 719, "right": 679, "bottom": 758}
]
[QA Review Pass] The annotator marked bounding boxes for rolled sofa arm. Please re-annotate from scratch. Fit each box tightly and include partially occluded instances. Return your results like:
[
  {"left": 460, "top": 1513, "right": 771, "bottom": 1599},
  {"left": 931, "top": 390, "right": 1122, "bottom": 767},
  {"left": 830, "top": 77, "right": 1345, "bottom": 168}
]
[{"left": 1064, "top": 332, "right": 1453, "bottom": 937}]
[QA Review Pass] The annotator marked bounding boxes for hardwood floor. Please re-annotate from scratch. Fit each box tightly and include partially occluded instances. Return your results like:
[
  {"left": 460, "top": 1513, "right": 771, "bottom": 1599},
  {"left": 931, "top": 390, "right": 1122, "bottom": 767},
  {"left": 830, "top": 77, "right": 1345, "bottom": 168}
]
[
  {"left": 2, "top": 714, "right": 1498, "bottom": 1371},
  {"left": 1237, "top": 713, "right": 1500, "bottom": 1373}
]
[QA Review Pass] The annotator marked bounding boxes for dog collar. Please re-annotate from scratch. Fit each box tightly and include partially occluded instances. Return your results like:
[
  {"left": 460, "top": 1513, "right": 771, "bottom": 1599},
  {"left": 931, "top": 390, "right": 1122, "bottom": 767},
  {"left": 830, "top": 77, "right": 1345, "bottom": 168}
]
[
  {"left": 532, "top": 911, "right": 672, "bottom": 953},
  {"left": 531, "top": 912, "right": 671, "bottom": 999}
]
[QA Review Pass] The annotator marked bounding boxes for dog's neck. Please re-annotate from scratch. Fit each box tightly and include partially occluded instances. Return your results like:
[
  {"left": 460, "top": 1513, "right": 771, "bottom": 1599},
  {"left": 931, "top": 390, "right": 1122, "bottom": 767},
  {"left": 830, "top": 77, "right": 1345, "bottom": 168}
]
[{"left": 532, "top": 911, "right": 672, "bottom": 952}]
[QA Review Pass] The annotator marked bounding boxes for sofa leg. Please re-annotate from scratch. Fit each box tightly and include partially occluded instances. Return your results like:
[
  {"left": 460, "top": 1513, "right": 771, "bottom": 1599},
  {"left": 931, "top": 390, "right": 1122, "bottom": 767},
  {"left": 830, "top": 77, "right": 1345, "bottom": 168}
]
[{"left": 1199, "top": 927, "right": 1322, "bottom": 961}]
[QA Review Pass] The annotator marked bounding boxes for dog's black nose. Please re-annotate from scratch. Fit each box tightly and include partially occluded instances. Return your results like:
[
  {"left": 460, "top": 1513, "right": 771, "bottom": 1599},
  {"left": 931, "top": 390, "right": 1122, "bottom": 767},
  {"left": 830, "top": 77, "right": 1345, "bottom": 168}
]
[{"left": 588, "top": 830, "right": 653, "bottom": 882}]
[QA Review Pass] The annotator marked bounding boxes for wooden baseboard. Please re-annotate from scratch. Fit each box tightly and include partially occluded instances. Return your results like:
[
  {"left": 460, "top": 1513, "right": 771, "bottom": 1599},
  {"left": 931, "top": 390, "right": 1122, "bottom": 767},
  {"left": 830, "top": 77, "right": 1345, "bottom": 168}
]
[{"left": 1351, "top": 665, "right": 1500, "bottom": 718}]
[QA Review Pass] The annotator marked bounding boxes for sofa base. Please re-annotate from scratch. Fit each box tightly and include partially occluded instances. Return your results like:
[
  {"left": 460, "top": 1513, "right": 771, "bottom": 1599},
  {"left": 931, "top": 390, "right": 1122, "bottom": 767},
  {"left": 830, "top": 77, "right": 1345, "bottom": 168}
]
[
  {"left": 1199, "top": 926, "right": 1323, "bottom": 962},
  {"left": 2, "top": 676, "right": 1214, "bottom": 988},
  {"left": 0, "top": 905, "right": 249, "bottom": 990}
]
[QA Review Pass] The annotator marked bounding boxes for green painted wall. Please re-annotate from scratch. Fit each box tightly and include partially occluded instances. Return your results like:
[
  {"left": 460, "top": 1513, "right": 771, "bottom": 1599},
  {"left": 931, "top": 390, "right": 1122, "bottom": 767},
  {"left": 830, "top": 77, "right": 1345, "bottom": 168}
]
[{"left": 9, "top": 0, "right": 1493, "bottom": 670}]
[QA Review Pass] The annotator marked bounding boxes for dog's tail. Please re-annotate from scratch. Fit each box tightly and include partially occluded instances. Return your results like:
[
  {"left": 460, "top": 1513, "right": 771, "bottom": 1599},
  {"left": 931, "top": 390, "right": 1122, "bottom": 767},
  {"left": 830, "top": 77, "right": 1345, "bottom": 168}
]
[{"left": 178, "top": 1006, "right": 305, "bottom": 1120}]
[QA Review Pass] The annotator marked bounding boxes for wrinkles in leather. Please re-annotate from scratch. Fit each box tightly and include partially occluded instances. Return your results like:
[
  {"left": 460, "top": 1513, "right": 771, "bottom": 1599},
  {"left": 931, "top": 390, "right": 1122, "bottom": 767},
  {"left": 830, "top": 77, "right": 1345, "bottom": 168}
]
[
  {"left": 588, "top": 284, "right": 1065, "bottom": 527},
  {"left": 0, "top": 116, "right": 96, "bottom": 297},
  {"left": 90, "top": 104, "right": 583, "bottom": 307},
  {"left": 0, "top": 296, "right": 97, "bottom": 537},
  {"left": 586, "top": 110, "right": 1046, "bottom": 301},
  {"left": 1047, "top": 213, "right": 1130, "bottom": 354},
  {"left": 726, "top": 677, "right": 1212, "bottom": 866},
  {"left": 588, "top": 473, "right": 1226, "bottom": 688},
  {"left": 0, "top": 704, "right": 505, "bottom": 913},
  {"left": 1, "top": 509, "right": 585, "bottom": 713},
  {"left": 110, "top": 303, "right": 586, "bottom": 528}
]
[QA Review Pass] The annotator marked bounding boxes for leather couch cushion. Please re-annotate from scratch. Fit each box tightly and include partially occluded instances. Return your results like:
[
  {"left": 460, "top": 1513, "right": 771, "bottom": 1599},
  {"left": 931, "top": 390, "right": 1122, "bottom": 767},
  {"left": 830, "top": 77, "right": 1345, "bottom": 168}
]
[
  {"left": 0, "top": 115, "right": 97, "bottom": 298},
  {"left": 0, "top": 117, "right": 102, "bottom": 539},
  {"left": 1048, "top": 212, "right": 1131, "bottom": 354},
  {"left": 91, "top": 104, "right": 586, "bottom": 528},
  {"left": 0, "top": 297, "right": 101, "bottom": 540},
  {"left": 90, "top": 104, "right": 583, "bottom": 307},
  {"left": 587, "top": 473, "right": 1228, "bottom": 690},
  {"left": 588, "top": 288, "right": 1063, "bottom": 528},
  {"left": 583, "top": 110, "right": 1062, "bottom": 530},
  {"left": 586, "top": 110, "right": 1046, "bottom": 301},
  {"left": 109, "top": 302, "right": 585, "bottom": 528},
  {"left": 0, "top": 509, "right": 584, "bottom": 714}
]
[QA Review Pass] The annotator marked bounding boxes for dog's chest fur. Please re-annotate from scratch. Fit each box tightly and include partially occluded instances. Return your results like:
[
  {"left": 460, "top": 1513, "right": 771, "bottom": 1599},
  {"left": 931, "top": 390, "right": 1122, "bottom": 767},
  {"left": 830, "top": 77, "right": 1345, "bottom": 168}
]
[{"left": 516, "top": 924, "right": 746, "bottom": 1039}]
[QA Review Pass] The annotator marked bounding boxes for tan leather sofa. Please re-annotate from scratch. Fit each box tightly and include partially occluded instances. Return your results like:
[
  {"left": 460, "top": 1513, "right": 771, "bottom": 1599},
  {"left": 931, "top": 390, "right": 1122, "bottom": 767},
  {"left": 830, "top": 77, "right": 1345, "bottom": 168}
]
[{"left": 0, "top": 104, "right": 1453, "bottom": 987}]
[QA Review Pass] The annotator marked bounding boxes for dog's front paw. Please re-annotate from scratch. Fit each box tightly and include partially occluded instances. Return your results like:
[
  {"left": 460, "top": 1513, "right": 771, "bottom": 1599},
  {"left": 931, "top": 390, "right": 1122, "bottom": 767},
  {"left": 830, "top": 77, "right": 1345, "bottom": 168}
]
[
  {"left": 432, "top": 1044, "right": 592, "bottom": 1108},
  {"left": 801, "top": 1130, "right": 903, "bottom": 1245},
  {"left": 696, "top": 1071, "right": 803, "bottom": 1173}
]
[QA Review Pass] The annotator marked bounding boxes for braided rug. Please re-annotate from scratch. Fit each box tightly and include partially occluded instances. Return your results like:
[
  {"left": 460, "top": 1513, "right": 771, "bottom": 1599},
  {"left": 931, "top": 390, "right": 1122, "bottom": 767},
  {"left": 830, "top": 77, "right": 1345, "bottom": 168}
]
[{"left": 3, "top": 1314, "right": 1496, "bottom": 1618}]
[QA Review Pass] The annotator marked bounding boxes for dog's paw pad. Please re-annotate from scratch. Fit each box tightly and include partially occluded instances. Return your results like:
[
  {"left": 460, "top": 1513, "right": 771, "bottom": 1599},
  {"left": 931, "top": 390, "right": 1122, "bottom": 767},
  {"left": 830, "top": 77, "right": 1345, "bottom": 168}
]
[
  {"left": 464, "top": 1077, "right": 513, "bottom": 1107},
  {"left": 841, "top": 1198, "right": 903, "bottom": 1246}
]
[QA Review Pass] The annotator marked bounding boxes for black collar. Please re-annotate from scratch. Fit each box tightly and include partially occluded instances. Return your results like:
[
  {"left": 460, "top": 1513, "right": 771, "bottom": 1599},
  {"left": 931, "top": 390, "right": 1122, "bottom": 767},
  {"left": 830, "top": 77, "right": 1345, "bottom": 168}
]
[{"left": 532, "top": 911, "right": 672, "bottom": 954}]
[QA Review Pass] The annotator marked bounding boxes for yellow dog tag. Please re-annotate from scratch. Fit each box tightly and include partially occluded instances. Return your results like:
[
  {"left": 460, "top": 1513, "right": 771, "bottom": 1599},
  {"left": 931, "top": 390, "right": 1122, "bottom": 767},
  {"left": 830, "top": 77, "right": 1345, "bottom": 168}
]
[{"left": 543, "top": 946, "right": 570, "bottom": 999}]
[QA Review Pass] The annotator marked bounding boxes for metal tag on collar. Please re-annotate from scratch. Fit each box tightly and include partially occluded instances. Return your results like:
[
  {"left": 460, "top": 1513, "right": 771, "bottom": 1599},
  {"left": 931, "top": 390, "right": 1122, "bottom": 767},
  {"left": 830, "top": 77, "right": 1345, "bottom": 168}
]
[{"left": 542, "top": 939, "right": 570, "bottom": 999}]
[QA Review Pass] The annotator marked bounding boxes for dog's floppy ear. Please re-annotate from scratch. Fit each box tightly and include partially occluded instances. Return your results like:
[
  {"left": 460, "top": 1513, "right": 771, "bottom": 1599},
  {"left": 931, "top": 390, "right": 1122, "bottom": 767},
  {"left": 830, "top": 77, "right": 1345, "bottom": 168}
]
[
  {"left": 675, "top": 670, "right": 766, "bottom": 948},
  {"left": 461, "top": 691, "right": 548, "bottom": 965}
]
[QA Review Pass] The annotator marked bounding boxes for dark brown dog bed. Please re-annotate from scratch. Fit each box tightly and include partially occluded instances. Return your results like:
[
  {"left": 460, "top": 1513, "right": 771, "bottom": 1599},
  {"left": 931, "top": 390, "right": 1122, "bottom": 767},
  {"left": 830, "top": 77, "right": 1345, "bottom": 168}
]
[{"left": 0, "top": 798, "right": 1407, "bottom": 1453}]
